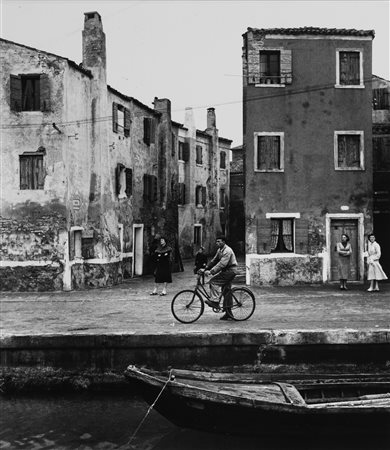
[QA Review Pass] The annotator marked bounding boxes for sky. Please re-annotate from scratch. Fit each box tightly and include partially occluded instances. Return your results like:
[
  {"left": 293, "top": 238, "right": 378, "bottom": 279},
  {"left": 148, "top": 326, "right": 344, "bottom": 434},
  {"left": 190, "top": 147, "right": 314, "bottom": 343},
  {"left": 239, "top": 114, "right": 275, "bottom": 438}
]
[{"left": 1, "top": 0, "right": 389, "bottom": 147}]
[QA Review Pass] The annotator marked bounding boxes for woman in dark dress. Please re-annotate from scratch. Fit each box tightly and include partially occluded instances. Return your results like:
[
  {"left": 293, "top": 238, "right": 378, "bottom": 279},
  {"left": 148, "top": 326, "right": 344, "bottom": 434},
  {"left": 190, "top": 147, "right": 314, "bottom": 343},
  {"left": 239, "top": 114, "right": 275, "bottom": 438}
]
[{"left": 150, "top": 237, "right": 172, "bottom": 296}]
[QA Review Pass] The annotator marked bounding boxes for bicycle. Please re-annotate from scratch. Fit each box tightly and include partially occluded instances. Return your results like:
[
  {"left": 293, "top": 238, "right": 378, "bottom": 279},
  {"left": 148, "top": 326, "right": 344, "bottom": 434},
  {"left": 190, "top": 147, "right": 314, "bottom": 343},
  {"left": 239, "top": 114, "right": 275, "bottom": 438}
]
[{"left": 171, "top": 272, "right": 256, "bottom": 324}]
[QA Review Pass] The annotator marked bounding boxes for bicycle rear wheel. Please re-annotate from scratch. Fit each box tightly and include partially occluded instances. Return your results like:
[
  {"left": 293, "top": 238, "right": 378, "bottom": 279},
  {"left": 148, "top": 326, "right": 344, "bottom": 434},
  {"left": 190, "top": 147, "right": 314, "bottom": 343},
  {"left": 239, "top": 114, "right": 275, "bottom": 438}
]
[
  {"left": 171, "top": 290, "right": 204, "bottom": 324},
  {"left": 227, "top": 287, "right": 256, "bottom": 321}
]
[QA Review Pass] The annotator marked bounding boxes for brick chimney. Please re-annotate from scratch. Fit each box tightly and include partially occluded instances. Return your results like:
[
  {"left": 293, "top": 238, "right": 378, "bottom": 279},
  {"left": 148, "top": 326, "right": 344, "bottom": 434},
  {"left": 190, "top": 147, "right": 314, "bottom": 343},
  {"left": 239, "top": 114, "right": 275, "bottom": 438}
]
[
  {"left": 82, "top": 12, "right": 106, "bottom": 75},
  {"left": 207, "top": 107, "right": 216, "bottom": 129}
]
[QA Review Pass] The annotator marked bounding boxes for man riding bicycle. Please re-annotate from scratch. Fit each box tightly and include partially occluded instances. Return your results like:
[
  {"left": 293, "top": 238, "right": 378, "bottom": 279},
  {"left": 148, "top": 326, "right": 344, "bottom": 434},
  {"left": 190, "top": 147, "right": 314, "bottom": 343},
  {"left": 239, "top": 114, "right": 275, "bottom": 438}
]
[{"left": 200, "top": 236, "right": 238, "bottom": 321}]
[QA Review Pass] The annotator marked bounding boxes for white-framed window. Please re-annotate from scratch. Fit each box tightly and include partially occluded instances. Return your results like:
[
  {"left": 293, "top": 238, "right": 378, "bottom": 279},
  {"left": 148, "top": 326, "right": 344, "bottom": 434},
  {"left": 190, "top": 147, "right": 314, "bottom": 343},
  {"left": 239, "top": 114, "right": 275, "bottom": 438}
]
[
  {"left": 194, "top": 224, "right": 202, "bottom": 246},
  {"left": 69, "top": 226, "right": 83, "bottom": 260},
  {"left": 334, "top": 131, "right": 364, "bottom": 170},
  {"left": 254, "top": 132, "right": 284, "bottom": 172},
  {"left": 335, "top": 49, "right": 364, "bottom": 88}
]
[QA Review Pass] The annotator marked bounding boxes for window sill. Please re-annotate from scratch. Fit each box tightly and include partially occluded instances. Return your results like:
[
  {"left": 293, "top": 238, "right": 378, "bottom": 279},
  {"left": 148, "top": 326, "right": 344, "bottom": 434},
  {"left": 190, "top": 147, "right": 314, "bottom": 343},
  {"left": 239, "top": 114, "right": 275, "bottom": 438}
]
[
  {"left": 254, "top": 169, "right": 284, "bottom": 173},
  {"left": 118, "top": 193, "right": 127, "bottom": 199},
  {"left": 196, "top": 163, "right": 203, "bottom": 167},
  {"left": 335, "top": 167, "right": 365, "bottom": 171},
  {"left": 196, "top": 205, "right": 204, "bottom": 209},
  {"left": 335, "top": 84, "right": 365, "bottom": 89},
  {"left": 255, "top": 84, "right": 285, "bottom": 88}
]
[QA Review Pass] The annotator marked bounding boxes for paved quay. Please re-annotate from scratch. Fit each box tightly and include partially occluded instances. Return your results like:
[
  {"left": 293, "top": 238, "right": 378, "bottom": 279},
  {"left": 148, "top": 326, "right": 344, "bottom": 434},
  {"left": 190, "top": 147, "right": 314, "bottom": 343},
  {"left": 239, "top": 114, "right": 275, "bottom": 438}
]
[{"left": 1, "top": 261, "right": 389, "bottom": 336}]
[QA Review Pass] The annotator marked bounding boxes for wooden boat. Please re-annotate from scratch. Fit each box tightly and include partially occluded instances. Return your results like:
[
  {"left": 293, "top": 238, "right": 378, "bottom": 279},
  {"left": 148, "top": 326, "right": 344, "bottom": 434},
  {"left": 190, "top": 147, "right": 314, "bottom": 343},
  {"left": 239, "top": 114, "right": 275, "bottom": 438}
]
[{"left": 124, "top": 365, "right": 390, "bottom": 436}]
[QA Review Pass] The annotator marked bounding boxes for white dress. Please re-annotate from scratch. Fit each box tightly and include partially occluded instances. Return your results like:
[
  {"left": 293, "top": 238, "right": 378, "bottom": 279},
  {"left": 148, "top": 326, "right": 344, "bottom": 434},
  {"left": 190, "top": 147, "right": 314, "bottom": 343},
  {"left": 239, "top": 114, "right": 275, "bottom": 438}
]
[{"left": 367, "top": 241, "right": 388, "bottom": 281}]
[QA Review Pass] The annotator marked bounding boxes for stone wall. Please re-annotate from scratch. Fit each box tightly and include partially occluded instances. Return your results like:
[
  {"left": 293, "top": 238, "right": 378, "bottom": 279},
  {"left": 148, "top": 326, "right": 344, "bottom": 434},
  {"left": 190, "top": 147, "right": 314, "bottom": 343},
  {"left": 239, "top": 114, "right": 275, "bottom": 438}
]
[{"left": 248, "top": 254, "right": 323, "bottom": 285}]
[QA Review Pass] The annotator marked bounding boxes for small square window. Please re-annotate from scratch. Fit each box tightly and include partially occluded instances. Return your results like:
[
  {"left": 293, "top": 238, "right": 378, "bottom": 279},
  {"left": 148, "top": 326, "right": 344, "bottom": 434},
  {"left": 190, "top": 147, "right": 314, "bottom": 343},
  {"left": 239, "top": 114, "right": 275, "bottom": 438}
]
[{"left": 19, "top": 153, "right": 44, "bottom": 189}]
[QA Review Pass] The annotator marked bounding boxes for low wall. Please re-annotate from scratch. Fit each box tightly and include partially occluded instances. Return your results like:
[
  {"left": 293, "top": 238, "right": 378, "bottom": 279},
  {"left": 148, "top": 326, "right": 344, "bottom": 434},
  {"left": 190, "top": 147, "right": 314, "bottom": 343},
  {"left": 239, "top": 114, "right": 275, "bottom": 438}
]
[
  {"left": 247, "top": 254, "right": 323, "bottom": 285},
  {"left": 0, "top": 264, "right": 64, "bottom": 291}
]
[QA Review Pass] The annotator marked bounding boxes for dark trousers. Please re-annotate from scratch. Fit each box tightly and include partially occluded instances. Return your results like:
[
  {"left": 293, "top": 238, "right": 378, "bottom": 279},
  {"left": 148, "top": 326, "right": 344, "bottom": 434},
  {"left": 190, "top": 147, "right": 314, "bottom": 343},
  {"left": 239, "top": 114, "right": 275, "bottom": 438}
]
[{"left": 209, "top": 268, "right": 237, "bottom": 309}]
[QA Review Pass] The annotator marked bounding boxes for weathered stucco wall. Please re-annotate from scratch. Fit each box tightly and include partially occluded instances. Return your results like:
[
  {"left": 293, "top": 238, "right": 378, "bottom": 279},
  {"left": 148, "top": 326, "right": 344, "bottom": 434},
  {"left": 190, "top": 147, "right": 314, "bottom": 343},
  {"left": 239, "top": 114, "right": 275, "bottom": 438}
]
[{"left": 248, "top": 254, "right": 323, "bottom": 286}]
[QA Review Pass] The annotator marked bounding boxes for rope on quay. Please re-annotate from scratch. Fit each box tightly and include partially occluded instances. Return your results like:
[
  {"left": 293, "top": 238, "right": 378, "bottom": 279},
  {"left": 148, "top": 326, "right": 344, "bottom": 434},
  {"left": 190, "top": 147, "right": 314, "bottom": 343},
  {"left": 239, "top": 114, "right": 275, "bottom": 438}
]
[{"left": 127, "top": 369, "right": 174, "bottom": 447}]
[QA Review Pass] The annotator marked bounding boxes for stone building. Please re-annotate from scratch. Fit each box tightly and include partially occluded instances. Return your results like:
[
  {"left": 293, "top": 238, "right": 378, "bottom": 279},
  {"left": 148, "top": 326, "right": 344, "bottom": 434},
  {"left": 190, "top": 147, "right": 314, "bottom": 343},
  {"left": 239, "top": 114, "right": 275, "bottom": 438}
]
[
  {"left": 242, "top": 27, "right": 375, "bottom": 285},
  {"left": 372, "top": 75, "right": 390, "bottom": 274},
  {"left": 176, "top": 107, "right": 231, "bottom": 259},
  {"left": 0, "top": 11, "right": 231, "bottom": 291},
  {"left": 228, "top": 145, "right": 245, "bottom": 255}
]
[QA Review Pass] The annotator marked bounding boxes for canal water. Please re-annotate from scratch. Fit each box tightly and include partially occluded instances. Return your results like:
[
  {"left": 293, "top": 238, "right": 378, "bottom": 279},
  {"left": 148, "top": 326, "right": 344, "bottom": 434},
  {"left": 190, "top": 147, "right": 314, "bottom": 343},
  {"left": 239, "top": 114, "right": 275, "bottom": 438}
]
[{"left": 1, "top": 393, "right": 389, "bottom": 449}]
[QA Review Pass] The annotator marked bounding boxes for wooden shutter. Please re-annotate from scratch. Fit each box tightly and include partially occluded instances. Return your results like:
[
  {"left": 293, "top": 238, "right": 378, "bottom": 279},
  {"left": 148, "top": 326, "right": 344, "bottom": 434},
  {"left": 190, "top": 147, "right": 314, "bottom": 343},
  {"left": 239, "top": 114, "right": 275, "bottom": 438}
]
[
  {"left": 112, "top": 103, "right": 119, "bottom": 133},
  {"left": 116, "top": 163, "right": 124, "bottom": 196},
  {"left": 36, "top": 156, "right": 44, "bottom": 189},
  {"left": 183, "top": 142, "right": 190, "bottom": 162},
  {"left": 257, "top": 218, "right": 272, "bottom": 254},
  {"left": 40, "top": 74, "right": 51, "bottom": 111},
  {"left": 10, "top": 75, "right": 22, "bottom": 111},
  {"left": 181, "top": 183, "right": 186, "bottom": 204},
  {"left": 280, "top": 49, "right": 292, "bottom": 84},
  {"left": 152, "top": 175, "right": 158, "bottom": 202},
  {"left": 19, "top": 156, "right": 28, "bottom": 189},
  {"left": 143, "top": 118, "right": 150, "bottom": 144},
  {"left": 124, "top": 108, "right": 131, "bottom": 137},
  {"left": 143, "top": 174, "right": 149, "bottom": 199},
  {"left": 295, "top": 218, "right": 309, "bottom": 254},
  {"left": 201, "top": 186, "right": 207, "bottom": 206},
  {"left": 220, "top": 151, "right": 226, "bottom": 169},
  {"left": 149, "top": 118, "right": 156, "bottom": 144},
  {"left": 125, "top": 168, "right": 132, "bottom": 197}
]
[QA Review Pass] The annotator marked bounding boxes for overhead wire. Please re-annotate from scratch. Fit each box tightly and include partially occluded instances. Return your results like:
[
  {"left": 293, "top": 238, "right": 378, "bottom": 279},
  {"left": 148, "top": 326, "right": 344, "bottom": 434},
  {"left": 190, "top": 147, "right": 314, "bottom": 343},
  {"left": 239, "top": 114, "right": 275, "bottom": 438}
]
[{"left": 1, "top": 76, "right": 378, "bottom": 130}]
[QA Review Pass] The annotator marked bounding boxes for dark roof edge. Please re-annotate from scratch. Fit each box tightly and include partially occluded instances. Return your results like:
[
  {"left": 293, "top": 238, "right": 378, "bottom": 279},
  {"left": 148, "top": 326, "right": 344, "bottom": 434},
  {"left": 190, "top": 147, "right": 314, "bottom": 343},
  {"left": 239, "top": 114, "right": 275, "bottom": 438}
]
[
  {"left": 172, "top": 120, "right": 184, "bottom": 128},
  {"left": 372, "top": 74, "right": 390, "bottom": 82},
  {"left": 244, "top": 27, "right": 375, "bottom": 38},
  {"left": 107, "top": 85, "right": 161, "bottom": 116},
  {"left": 0, "top": 37, "right": 93, "bottom": 78}
]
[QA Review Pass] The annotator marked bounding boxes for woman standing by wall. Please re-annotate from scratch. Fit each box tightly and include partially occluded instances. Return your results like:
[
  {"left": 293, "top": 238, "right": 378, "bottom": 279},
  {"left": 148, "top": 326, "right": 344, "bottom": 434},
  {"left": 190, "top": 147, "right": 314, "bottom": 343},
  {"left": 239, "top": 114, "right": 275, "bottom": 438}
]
[
  {"left": 150, "top": 236, "right": 172, "bottom": 296},
  {"left": 366, "top": 234, "right": 388, "bottom": 292},
  {"left": 337, "top": 234, "right": 352, "bottom": 290}
]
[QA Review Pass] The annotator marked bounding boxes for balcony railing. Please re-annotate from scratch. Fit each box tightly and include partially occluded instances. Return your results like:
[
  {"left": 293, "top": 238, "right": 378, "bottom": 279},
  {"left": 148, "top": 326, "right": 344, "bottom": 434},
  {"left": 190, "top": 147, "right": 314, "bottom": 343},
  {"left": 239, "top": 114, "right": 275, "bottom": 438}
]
[{"left": 247, "top": 73, "right": 292, "bottom": 85}]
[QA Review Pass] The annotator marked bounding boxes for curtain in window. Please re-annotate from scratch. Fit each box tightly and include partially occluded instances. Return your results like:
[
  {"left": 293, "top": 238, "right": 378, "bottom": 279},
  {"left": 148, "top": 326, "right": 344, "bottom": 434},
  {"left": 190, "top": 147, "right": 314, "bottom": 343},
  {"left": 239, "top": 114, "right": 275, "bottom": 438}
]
[{"left": 282, "top": 220, "right": 293, "bottom": 251}]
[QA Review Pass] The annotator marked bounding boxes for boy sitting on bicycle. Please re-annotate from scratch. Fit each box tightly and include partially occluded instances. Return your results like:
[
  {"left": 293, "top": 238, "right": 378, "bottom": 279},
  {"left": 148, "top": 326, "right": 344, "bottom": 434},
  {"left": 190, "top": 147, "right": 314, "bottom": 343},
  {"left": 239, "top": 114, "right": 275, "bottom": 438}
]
[{"left": 199, "top": 236, "right": 238, "bottom": 321}]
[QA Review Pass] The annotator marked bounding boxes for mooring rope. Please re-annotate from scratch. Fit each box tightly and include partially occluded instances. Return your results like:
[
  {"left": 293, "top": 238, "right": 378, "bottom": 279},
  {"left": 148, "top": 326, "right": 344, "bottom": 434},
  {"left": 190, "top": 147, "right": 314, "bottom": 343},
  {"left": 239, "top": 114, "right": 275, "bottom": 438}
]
[{"left": 127, "top": 369, "right": 174, "bottom": 447}]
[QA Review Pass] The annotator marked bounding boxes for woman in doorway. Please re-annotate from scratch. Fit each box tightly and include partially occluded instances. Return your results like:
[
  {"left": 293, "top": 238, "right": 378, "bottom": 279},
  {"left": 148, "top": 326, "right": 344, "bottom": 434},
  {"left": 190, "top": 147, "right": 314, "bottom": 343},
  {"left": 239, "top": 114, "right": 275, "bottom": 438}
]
[
  {"left": 366, "top": 233, "right": 388, "bottom": 292},
  {"left": 150, "top": 236, "right": 172, "bottom": 296},
  {"left": 337, "top": 234, "right": 352, "bottom": 290}
]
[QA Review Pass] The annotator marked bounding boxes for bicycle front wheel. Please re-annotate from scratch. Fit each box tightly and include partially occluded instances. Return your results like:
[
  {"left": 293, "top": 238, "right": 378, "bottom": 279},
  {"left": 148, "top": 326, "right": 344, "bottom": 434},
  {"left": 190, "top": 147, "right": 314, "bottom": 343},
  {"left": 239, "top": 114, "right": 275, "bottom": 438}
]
[
  {"left": 228, "top": 287, "right": 256, "bottom": 321},
  {"left": 171, "top": 290, "right": 204, "bottom": 324}
]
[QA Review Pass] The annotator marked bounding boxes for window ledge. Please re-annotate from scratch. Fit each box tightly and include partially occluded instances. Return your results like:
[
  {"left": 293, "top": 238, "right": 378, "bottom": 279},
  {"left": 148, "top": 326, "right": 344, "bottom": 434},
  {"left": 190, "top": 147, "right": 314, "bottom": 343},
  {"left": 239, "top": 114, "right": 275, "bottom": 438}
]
[
  {"left": 254, "top": 169, "right": 284, "bottom": 173},
  {"left": 196, "top": 163, "right": 203, "bottom": 167},
  {"left": 196, "top": 205, "right": 204, "bottom": 209},
  {"left": 178, "top": 159, "right": 185, "bottom": 164},
  {"left": 335, "top": 167, "right": 365, "bottom": 171},
  {"left": 335, "top": 84, "right": 365, "bottom": 89},
  {"left": 255, "top": 84, "right": 286, "bottom": 88},
  {"left": 118, "top": 193, "right": 127, "bottom": 199}
]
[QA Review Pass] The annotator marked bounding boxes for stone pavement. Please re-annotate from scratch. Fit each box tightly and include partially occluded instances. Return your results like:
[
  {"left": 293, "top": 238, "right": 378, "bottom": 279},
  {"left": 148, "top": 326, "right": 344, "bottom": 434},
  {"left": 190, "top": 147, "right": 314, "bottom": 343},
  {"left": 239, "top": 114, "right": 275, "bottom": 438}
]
[{"left": 1, "top": 261, "right": 389, "bottom": 337}]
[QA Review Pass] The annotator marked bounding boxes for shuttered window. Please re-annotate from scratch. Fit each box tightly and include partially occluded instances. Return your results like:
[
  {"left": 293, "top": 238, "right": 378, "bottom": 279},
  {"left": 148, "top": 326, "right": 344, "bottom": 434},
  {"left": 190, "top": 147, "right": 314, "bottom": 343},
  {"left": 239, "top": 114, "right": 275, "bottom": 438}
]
[
  {"left": 220, "top": 188, "right": 226, "bottom": 208},
  {"left": 196, "top": 145, "right": 203, "bottom": 165},
  {"left": 143, "top": 117, "right": 156, "bottom": 145},
  {"left": 178, "top": 183, "right": 186, "bottom": 205},
  {"left": 19, "top": 153, "right": 44, "bottom": 189},
  {"left": 143, "top": 174, "right": 158, "bottom": 202},
  {"left": 196, "top": 185, "right": 206, "bottom": 207},
  {"left": 256, "top": 134, "right": 282, "bottom": 171},
  {"left": 10, "top": 74, "right": 51, "bottom": 112},
  {"left": 220, "top": 151, "right": 226, "bottom": 169},
  {"left": 260, "top": 51, "right": 280, "bottom": 84},
  {"left": 113, "top": 103, "right": 130, "bottom": 137},
  {"left": 339, "top": 51, "right": 360, "bottom": 86},
  {"left": 116, "top": 164, "right": 132, "bottom": 197},
  {"left": 373, "top": 136, "right": 390, "bottom": 171},
  {"left": 336, "top": 134, "right": 362, "bottom": 169},
  {"left": 179, "top": 142, "right": 190, "bottom": 162}
]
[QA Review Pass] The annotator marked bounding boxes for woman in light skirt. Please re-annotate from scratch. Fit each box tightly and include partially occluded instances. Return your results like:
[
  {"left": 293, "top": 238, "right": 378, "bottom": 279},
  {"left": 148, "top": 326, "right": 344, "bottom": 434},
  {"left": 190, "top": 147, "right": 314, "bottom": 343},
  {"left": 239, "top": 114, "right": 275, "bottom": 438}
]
[{"left": 366, "top": 234, "right": 388, "bottom": 292}]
